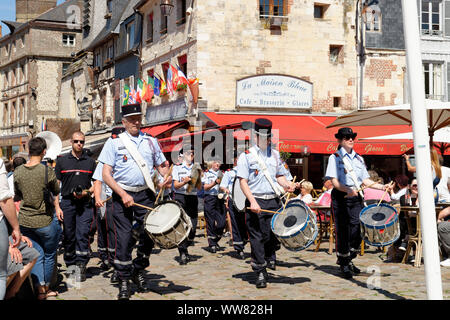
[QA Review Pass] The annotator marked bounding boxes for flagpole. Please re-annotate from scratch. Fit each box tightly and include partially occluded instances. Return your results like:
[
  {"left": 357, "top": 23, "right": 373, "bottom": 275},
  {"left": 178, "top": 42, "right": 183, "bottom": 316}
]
[{"left": 401, "top": 0, "right": 443, "bottom": 300}]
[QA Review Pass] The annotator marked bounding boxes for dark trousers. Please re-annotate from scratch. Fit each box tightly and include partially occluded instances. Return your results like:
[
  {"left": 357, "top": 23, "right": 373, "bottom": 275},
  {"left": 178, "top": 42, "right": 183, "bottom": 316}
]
[
  {"left": 103, "top": 198, "right": 115, "bottom": 266},
  {"left": 331, "top": 189, "right": 363, "bottom": 266},
  {"left": 204, "top": 195, "right": 226, "bottom": 247},
  {"left": 245, "top": 198, "right": 281, "bottom": 273},
  {"left": 60, "top": 197, "right": 95, "bottom": 266},
  {"left": 174, "top": 193, "right": 198, "bottom": 255},
  {"left": 94, "top": 203, "right": 110, "bottom": 263},
  {"left": 228, "top": 198, "right": 247, "bottom": 252},
  {"left": 111, "top": 189, "right": 155, "bottom": 280}
]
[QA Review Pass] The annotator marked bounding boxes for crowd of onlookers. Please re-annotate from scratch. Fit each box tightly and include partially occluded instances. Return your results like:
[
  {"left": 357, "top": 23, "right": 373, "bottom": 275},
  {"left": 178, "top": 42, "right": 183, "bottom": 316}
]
[{"left": 0, "top": 137, "right": 449, "bottom": 300}]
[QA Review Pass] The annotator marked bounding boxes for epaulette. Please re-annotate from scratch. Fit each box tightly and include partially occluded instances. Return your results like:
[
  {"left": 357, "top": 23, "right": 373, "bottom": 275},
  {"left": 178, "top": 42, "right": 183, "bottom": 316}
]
[
  {"left": 227, "top": 168, "right": 231, "bottom": 171},
  {"left": 245, "top": 150, "right": 249, "bottom": 154},
  {"left": 112, "top": 134, "right": 119, "bottom": 139}
]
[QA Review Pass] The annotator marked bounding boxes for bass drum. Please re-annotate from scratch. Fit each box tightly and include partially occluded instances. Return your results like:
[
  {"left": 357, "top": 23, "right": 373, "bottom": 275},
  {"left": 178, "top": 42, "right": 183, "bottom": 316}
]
[
  {"left": 231, "top": 176, "right": 246, "bottom": 213},
  {"left": 144, "top": 200, "right": 192, "bottom": 249}
]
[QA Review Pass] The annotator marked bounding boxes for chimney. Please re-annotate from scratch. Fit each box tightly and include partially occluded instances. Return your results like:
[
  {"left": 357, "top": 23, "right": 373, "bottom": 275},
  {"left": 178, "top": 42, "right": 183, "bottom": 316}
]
[{"left": 16, "top": 0, "right": 58, "bottom": 23}]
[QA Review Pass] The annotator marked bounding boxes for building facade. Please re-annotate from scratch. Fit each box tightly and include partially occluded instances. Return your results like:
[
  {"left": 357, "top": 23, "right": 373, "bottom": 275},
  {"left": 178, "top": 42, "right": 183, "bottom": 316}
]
[{"left": 0, "top": 0, "right": 83, "bottom": 159}]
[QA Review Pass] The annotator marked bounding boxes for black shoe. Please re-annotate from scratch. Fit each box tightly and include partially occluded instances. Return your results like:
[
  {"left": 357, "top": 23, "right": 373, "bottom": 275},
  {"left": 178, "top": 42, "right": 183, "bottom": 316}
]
[
  {"left": 237, "top": 251, "right": 245, "bottom": 260},
  {"left": 267, "top": 260, "right": 276, "bottom": 271},
  {"left": 340, "top": 265, "right": 353, "bottom": 279},
  {"left": 100, "top": 260, "right": 111, "bottom": 271},
  {"left": 110, "top": 270, "right": 119, "bottom": 284},
  {"left": 209, "top": 246, "right": 217, "bottom": 253},
  {"left": 179, "top": 253, "right": 188, "bottom": 265},
  {"left": 117, "top": 280, "right": 130, "bottom": 300},
  {"left": 399, "top": 241, "right": 407, "bottom": 251},
  {"left": 255, "top": 271, "right": 267, "bottom": 288},
  {"left": 131, "top": 270, "right": 146, "bottom": 292},
  {"left": 75, "top": 263, "right": 87, "bottom": 282},
  {"left": 348, "top": 261, "right": 361, "bottom": 275}
]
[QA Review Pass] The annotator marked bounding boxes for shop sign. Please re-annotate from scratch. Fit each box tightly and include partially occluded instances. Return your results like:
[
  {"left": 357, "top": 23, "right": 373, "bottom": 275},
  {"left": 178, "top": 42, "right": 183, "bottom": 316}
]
[{"left": 236, "top": 74, "right": 313, "bottom": 109}]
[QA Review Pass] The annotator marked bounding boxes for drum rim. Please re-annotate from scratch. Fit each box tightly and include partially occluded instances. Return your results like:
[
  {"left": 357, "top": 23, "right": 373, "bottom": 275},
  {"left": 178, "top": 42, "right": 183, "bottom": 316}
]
[
  {"left": 144, "top": 200, "right": 184, "bottom": 234},
  {"left": 363, "top": 232, "right": 400, "bottom": 247},
  {"left": 271, "top": 201, "right": 311, "bottom": 237},
  {"left": 359, "top": 203, "right": 399, "bottom": 230},
  {"left": 231, "top": 176, "right": 246, "bottom": 212}
]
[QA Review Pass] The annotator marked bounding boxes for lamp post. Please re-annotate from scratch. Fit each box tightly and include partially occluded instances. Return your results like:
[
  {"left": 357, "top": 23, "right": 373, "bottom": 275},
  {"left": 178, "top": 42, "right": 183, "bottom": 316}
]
[
  {"left": 356, "top": 0, "right": 366, "bottom": 110},
  {"left": 160, "top": 0, "right": 174, "bottom": 17}
]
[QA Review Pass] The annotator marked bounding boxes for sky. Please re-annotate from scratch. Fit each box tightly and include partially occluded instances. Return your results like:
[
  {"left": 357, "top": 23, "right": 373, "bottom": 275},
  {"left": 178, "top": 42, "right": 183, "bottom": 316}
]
[{"left": 1, "top": 0, "right": 66, "bottom": 36}]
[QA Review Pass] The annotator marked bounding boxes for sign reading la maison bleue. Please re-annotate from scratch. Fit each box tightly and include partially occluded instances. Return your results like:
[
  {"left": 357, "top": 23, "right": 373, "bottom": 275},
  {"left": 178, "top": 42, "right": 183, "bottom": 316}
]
[{"left": 236, "top": 74, "right": 313, "bottom": 109}]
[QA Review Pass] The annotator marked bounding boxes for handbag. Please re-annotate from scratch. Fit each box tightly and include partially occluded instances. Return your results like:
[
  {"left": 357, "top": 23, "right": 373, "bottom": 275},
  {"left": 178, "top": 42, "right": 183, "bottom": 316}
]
[{"left": 43, "top": 165, "right": 55, "bottom": 212}]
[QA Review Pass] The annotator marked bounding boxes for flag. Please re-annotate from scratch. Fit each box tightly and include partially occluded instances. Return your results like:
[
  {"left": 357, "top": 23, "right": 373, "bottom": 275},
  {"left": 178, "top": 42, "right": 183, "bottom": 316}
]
[
  {"left": 160, "top": 77, "right": 167, "bottom": 96},
  {"left": 123, "top": 84, "right": 130, "bottom": 105},
  {"left": 175, "top": 65, "right": 189, "bottom": 85},
  {"left": 136, "top": 79, "right": 144, "bottom": 103},
  {"left": 153, "top": 76, "right": 161, "bottom": 96},
  {"left": 148, "top": 76, "right": 154, "bottom": 92},
  {"left": 41, "top": 118, "right": 47, "bottom": 131},
  {"left": 129, "top": 88, "right": 137, "bottom": 104},
  {"left": 143, "top": 79, "right": 154, "bottom": 102},
  {"left": 166, "top": 67, "right": 174, "bottom": 95}
]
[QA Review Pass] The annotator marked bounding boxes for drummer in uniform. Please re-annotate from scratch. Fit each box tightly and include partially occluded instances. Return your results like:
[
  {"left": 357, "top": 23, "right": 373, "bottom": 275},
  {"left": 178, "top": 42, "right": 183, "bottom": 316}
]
[
  {"left": 220, "top": 151, "right": 247, "bottom": 259},
  {"left": 98, "top": 103, "right": 171, "bottom": 300},
  {"left": 325, "top": 127, "right": 388, "bottom": 279},
  {"left": 202, "top": 160, "right": 226, "bottom": 253},
  {"left": 172, "top": 143, "right": 201, "bottom": 265},
  {"left": 236, "top": 118, "right": 295, "bottom": 288}
]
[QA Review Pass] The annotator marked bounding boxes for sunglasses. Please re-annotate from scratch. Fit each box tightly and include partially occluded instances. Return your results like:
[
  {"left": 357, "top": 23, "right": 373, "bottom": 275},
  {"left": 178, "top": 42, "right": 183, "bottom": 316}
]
[
  {"left": 73, "top": 140, "right": 85, "bottom": 144},
  {"left": 343, "top": 135, "right": 356, "bottom": 141},
  {"left": 411, "top": 184, "right": 418, "bottom": 187}
]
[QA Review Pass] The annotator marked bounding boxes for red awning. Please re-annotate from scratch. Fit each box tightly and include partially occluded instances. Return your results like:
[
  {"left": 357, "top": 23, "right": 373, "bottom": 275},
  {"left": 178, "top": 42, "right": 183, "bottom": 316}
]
[
  {"left": 141, "top": 121, "right": 187, "bottom": 138},
  {"left": 201, "top": 112, "right": 420, "bottom": 156}
]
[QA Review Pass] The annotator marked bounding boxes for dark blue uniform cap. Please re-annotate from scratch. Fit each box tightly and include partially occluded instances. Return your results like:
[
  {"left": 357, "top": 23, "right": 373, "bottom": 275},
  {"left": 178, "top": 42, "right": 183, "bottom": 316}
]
[
  {"left": 121, "top": 103, "right": 142, "bottom": 118},
  {"left": 254, "top": 118, "right": 272, "bottom": 137}
]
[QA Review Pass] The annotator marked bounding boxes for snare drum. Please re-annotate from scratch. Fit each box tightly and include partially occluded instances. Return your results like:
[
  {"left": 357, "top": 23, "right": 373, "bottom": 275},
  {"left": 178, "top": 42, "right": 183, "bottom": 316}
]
[
  {"left": 143, "top": 200, "right": 192, "bottom": 249},
  {"left": 232, "top": 177, "right": 246, "bottom": 213},
  {"left": 359, "top": 203, "right": 400, "bottom": 247},
  {"left": 271, "top": 199, "right": 318, "bottom": 251}
]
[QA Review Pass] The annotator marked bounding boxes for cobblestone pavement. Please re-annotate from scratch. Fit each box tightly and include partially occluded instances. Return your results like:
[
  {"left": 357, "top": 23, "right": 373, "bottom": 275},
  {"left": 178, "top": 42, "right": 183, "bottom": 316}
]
[{"left": 49, "top": 230, "right": 450, "bottom": 301}]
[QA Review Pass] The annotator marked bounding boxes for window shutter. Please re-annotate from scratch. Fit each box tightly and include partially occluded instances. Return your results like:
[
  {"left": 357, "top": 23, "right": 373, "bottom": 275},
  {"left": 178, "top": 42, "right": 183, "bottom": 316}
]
[
  {"left": 447, "top": 63, "right": 450, "bottom": 101},
  {"left": 445, "top": 0, "right": 450, "bottom": 37}
]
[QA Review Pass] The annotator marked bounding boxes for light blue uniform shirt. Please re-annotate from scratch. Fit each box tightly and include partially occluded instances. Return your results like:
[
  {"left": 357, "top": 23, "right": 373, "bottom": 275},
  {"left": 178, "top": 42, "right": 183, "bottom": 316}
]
[
  {"left": 97, "top": 131, "right": 166, "bottom": 187},
  {"left": 202, "top": 169, "right": 222, "bottom": 196},
  {"left": 172, "top": 161, "right": 198, "bottom": 195},
  {"left": 92, "top": 162, "right": 112, "bottom": 197},
  {"left": 325, "top": 148, "right": 370, "bottom": 188},
  {"left": 236, "top": 146, "right": 285, "bottom": 195},
  {"left": 220, "top": 168, "right": 237, "bottom": 199}
]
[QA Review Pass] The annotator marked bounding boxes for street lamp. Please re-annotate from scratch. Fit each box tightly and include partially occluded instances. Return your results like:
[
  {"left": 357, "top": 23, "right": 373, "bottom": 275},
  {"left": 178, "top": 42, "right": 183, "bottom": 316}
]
[{"left": 160, "top": 0, "right": 174, "bottom": 17}]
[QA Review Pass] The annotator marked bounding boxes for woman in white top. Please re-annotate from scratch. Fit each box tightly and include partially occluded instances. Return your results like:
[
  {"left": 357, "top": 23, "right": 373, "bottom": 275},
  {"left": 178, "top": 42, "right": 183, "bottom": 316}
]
[
  {"left": 389, "top": 174, "right": 409, "bottom": 202},
  {"left": 295, "top": 181, "right": 314, "bottom": 204}
]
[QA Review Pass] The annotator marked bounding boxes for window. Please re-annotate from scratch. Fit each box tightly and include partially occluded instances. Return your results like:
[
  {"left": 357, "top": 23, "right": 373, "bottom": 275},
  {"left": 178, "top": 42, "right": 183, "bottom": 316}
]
[
  {"left": 160, "top": 14, "right": 168, "bottom": 35},
  {"left": 94, "top": 51, "right": 102, "bottom": 68},
  {"left": 19, "top": 99, "right": 25, "bottom": 124},
  {"left": 108, "top": 44, "right": 114, "bottom": 61},
  {"left": 178, "top": 54, "right": 187, "bottom": 76},
  {"left": 329, "top": 45, "right": 343, "bottom": 63},
  {"left": 364, "top": 2, "right": 381, "bottom": 32},
  {"left": 62, "top": 63, "right": 70, "bottom": 74},
  {"left": 11, "top": 101, "right": 16, "bottom": 126},
  {"left": 147, "top": 69, "right": 154, "bottom": 78},
  {"left": 423, "top": 62, "right": 443, "bottom": 100},
  {"left": 177, "top": 0, "right": 187, "bottom": 25},
  {"left": 162, "top": 62, "right": 170, "bottom": 84},
  {"left": 3, "top": 104, "right": 8, "bottom": 127},
  {"left": 314, "top": 3, "right": 329, "bottom": 19},
  {"left": 147, "top": 13, "right": 154, "bottom": 42},
  {"left": 421, "top": 0, "right": 441, "bottom": 35},
  {"left": 333, "top": 97, "right": 341, "bottom": 108},
  {"left": 11, "top": 69, "right": 16, "bottom": 86},
  {"left": 259, "top": 0, "right": 286, "bottom": 18},
  {"left": 19, "top": 64, "right": 25, "bottom": 83},
  {"left": 107, "top": 0, "right": 113, "bottom": 13},
  {"left": 62, "top": 34, "right": 76, "bottom": 47},
  {"left": 126, "top": 21, "right": 135, "bottom": 50}
]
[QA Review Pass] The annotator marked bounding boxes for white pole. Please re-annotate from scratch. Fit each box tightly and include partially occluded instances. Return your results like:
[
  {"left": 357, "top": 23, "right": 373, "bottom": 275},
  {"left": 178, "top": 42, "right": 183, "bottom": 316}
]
[{"left": 401, "top": 1, "right": 443, "bottom": 300}]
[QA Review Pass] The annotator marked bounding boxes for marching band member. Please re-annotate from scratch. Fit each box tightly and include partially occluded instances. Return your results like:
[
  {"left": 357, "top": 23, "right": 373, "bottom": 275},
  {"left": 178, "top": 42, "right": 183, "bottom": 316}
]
[
  {"left": 54, "top": 131, "right": 96, "bottom": 283},
  {"left": 219, "top": 151, "right": 247, "bottom": 259},
  {"left": 202, "top": 160, "right": 226, "bottom": 253},
  {"left": 236, "top": 118, "right": 295, "bottom": 288},
  {"left": 172, "top": 144, "right": 201, "bottom": 265},
  {"left": 98, "top": 103, "right": 170, "bottom": 300},
  {"left": 325, "top": 127, "right": 388, "bottom": 279}
]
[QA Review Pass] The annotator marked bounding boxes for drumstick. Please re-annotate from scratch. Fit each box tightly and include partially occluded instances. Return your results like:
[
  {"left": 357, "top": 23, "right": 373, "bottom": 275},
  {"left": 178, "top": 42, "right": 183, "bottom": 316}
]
[
  {"left": 102, "top": 196, "right": 112, "bottom": 204},
  {"left": 133, "top": 202, "right": 155, "bottom": 211},
  {"left": 280, "top": 179, "right": 305, "bottom": 199},
  {"left": 281, "top": 176, "right": 297, "bottom": 214},
  {"left": 246, "top": 207, "right": 283, "bottom": 215},
  {"left": 155, "top": 164, "right": 174, "bottom": 204},
  {"left": 344, "top": 182, "right": 377, "bottom": 198},
  {"left": 377, "top": 181, "right": 394, "bottom": 207}
]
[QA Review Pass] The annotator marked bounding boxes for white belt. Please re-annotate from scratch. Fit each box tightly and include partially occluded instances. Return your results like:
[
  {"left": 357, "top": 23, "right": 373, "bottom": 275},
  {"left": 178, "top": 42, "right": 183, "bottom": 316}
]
[
  {"left": 253, "top": 193, "right": 278, "bottom": 200},
  {"left": 118, "top": 183, "right": 149, "bottom": 193}
]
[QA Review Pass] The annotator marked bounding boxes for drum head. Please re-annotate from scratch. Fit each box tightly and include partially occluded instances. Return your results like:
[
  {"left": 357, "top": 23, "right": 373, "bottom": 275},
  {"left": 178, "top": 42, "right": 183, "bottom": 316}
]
[
  {"left": 232, "top": 177, "right": 246, "bottom": 212},
  {"left": 272, "top": 200, "right": 309, "bottom": 237},
  {"left": 145, "top": 202, "right": 181, "bottom": 234},
  {"left": 360, "top": 204, "right": 397, "bottom": 229}
]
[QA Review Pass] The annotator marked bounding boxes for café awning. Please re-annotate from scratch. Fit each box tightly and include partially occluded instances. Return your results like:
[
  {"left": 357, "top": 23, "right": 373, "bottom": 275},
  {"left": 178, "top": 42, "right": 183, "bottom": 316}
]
[
  {"left": 141, "top": 120, "right": 188, "bottom": 138},
  {"left": 201, "top": 112, "right": 418, "bottom": 156}
]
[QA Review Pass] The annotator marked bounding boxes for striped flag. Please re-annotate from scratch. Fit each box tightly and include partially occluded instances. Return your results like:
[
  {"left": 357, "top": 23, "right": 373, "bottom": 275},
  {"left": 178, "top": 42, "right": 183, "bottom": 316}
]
[{"left": 123, "top": 84, "right": 130, "bottom": 105}]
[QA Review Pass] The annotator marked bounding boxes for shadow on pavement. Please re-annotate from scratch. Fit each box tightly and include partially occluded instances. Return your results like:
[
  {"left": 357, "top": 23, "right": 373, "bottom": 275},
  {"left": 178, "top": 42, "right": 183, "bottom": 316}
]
[{"left": 232, "top": 271, "right": 311, "bottom": 286}]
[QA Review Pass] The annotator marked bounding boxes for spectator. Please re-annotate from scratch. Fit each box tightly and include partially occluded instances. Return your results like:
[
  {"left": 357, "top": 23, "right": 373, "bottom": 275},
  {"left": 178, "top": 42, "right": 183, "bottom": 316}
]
[
  {"left": 294, "top": 181, "right": 314, "bottom": 204},
  {"left": 395, "top": 179, "right": 419, "bottom": 252},
  {"left": 314, "top": 178, "right": 333, "bottom": 206},
  {"left": 389, "top": 174, "right": 409, "bottom": 202},
  {"left": 5, "top": 235, "right": 39, "bottom": 300},
  {"left": 436, "top": 165, "right": 450, "bottom": 203},
  {"left": 437, "top": 206, "right": 450, "bottom": 267},
  {"left": 7, "top": 157, "right": 27, "bottom": 196},
  {"left": 364, "top": 170, "right": 391, "bottom": 205},
  {"left": 14, "top": 137, "right": 62, "bottom": 300},
  {"left": 0, "top": 158, "right": 22, "bottom": 300}
]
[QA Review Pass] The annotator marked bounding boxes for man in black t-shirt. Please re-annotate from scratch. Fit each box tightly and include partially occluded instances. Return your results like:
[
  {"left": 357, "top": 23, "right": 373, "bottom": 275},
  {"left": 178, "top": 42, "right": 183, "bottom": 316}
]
[{"left": 55, "top": 131, "right": 96, "bottom": 282}]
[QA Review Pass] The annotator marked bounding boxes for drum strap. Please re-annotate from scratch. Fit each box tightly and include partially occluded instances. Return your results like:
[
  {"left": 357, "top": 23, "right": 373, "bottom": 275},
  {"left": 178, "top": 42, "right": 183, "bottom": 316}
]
[
  {"left": 119, "top": 132, "right": 156, "bottom": 194},
  {"left": 340, "top": 153, "right": 366, "bottom": 206},
  {"left": 249, "top": 147, "right": 284, "bottom": 197}
]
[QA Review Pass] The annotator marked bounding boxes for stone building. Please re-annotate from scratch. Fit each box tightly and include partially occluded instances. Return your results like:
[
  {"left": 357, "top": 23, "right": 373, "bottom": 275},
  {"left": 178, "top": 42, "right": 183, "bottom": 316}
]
[{"left": 0, "top": 0, "right": 82, "bottom": 159}]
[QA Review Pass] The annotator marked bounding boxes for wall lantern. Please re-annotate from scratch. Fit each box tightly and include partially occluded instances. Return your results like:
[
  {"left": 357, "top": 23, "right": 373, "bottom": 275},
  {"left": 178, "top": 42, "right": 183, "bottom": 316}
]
[
  {"left": 160, "top": 0, "right": 174, "bottom": 17},
  {"left": 301, "top": 145, "right": 311, "bottom": 157}
]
